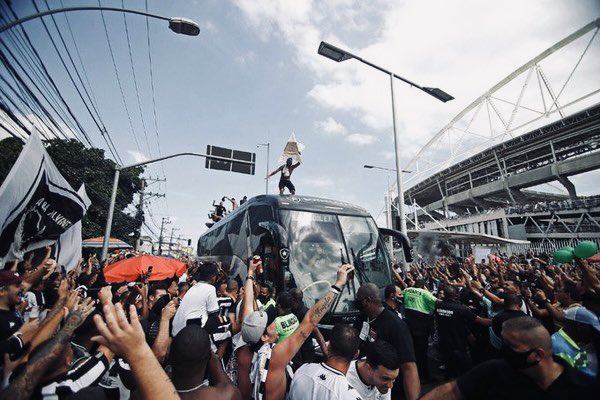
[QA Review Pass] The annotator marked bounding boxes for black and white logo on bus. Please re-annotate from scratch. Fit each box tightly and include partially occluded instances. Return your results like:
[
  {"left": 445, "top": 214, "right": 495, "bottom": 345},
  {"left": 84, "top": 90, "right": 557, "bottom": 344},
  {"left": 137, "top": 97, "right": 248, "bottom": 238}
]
[{"left": 279, "top": 248, "right": 290, "bottom": 261}]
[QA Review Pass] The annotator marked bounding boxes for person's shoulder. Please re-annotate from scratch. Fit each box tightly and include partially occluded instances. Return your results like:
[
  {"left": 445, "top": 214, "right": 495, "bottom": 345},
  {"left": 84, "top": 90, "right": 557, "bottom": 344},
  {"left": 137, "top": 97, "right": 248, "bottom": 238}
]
[{"left": 559, "top": 358, "right": 600, "bottom": 389}]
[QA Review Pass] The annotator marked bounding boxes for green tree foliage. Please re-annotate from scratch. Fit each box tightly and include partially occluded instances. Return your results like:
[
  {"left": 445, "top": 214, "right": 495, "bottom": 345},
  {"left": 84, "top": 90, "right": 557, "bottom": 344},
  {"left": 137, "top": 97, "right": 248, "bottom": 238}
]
[{"left": 0, "top": 137, "right": 144, "bottom": 245}]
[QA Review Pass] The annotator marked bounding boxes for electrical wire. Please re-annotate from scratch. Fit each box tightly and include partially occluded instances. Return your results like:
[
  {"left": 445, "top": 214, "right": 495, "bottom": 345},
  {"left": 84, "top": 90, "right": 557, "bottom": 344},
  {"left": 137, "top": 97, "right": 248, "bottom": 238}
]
[
  {"left": 97, "top": 2, "right": 144, "bottom": 157},
  {"left": 1, "top": 3, "right": 95, "bottom": 146},
  {"left": 30, "top": 0, "right": 123, "bottom": 163}
]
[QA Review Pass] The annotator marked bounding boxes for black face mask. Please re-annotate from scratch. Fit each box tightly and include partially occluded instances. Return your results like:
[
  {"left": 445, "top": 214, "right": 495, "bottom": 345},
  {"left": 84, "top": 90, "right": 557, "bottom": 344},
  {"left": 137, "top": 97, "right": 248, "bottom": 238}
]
[
  {"left": 395, "top": 299, "right": 403, "bottom": 308},
  {"left": 501, "top": 343, "right": 539, "bottom": 370},
  {"left": 258, "top": 295, "right": 269, "bottom": 303}
]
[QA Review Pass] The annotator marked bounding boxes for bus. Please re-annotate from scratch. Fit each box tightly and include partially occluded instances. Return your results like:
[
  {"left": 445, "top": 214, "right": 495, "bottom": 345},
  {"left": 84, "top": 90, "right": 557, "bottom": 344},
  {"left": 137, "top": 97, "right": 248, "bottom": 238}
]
[{"left": 197, "top": 195, "right": 413, "bottom": 324}]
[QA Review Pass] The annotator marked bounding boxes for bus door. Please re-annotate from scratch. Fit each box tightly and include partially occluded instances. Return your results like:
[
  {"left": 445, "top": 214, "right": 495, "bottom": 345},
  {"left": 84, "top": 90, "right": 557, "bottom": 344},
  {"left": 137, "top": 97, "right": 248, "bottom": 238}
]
[{"left": 257, "top": 221, "right": 291, "bottom": 291}]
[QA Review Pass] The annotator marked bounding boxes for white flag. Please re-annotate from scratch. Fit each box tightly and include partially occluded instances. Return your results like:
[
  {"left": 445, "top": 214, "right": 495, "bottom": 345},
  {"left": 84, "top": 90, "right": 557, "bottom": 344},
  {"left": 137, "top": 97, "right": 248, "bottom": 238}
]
[
  {"left": 277, "top": 132, "right": 305, "bottom": 164},
  {"left": 0, "top": 130, "right": 91, "bottom": 265},
  {"left": 55, "top": 185, "right": 90, "bottom": 271}
]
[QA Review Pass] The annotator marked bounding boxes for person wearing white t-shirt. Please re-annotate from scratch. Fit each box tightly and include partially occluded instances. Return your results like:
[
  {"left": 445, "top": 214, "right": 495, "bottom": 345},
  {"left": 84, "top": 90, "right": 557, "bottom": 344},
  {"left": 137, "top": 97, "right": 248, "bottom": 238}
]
[
  {"left": 346, "top": 340, "right": 400, "bottom": 400},
  {"left": 172, "top": 263, "right": 221, "bottom": 336},
  {"left": 288, "top": 324, "right": 362, "bottom": 400}
]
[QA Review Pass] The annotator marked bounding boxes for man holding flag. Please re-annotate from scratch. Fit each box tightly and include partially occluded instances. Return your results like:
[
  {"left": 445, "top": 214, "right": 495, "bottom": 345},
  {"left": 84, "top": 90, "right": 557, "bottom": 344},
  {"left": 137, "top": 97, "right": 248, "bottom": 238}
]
[{"left": 267, "top": 132, "right": 304, "bottom": 195}]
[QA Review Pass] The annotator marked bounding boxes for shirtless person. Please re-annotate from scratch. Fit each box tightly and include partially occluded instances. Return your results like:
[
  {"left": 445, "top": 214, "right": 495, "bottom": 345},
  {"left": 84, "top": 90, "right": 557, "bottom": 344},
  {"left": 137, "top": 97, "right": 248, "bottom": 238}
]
[{"left": 267, "top": 158, "right": 301, "bottom": 195}]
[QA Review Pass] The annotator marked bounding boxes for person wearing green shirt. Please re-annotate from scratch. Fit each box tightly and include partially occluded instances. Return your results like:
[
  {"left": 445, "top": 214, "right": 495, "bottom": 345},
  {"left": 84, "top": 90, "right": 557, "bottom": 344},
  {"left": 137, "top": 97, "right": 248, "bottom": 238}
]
[
  {"left": 274, "top": 292, "right": 300, "bottom": 343},
  {"left": 402, "top": 279, "right": 438, "bottom": 381}
]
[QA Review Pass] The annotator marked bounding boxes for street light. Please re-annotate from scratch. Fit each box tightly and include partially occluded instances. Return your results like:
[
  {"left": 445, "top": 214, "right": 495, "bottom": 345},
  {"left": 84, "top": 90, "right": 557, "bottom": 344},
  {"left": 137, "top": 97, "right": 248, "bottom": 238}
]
[
  {"left": 319, "top": 41, "right": 453, "bottom": 235},
  {"left": 363, "top": 165, "right": 412, "bottom": 173},
  {"left": 257, "top": 143, "right": 270, "bottom": 194},
  {"left": 101, "top": 151, "right": 255, "bottom": 261},
  {"left": 0, "top": 6, "right": 200, "bottom": 35}
]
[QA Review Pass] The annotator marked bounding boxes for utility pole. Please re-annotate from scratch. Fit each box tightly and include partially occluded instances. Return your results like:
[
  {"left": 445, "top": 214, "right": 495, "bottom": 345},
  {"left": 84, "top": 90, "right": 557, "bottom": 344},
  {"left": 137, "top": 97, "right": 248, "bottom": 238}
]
[
  {"left": 158, "top": 217, "right": 171, "bottom": 255},
  {"left": 169, "top": 227, "right": 180, "bottom": 256},
  {"left": 135, "top": 179, "right": 146, "bottom": 251}
]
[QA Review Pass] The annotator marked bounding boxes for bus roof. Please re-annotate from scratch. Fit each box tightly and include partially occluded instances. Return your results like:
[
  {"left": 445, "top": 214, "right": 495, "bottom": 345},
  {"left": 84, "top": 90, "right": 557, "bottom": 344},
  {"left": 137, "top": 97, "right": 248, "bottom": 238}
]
[
  {"left": 244, "top": 194, "right": 371, "bottom": 216},
  {"left": 205, "top": 194, "right": 372, "bottom": 234}
]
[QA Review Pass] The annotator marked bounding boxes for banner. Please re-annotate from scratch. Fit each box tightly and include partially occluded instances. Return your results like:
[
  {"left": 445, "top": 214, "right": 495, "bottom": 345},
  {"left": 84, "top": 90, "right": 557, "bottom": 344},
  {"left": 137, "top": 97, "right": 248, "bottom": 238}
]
[
  {"left": 277, "top": 132, "right": 305, "bottom": 164},
  {"left": 55, "top": 185, "right": 90, "bottom": 272},
  {"left": 0, "top": 130, "right": 91, "bottom": 265}
]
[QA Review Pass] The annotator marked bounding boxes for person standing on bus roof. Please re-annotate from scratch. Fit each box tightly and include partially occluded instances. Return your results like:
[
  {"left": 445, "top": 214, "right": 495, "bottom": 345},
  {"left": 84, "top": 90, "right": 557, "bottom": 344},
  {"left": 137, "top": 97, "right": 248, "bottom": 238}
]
[{"left": 267, "top": 158, "right": 301, "bottom": 195}]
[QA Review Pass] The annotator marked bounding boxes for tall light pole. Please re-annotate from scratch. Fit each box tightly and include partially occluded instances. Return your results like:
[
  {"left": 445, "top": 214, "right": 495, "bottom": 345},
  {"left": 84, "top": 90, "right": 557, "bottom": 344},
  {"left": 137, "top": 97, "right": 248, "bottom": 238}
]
[
  {"left": 101, "top": 151, "right": 255, "bottom": 261},
  {"left": 319, "top": 42, "right": 453, "bottom": 235},
  {"left": 257, "top": 143, "right": 270, "bottom": 194},
  {"left": 364, "top": 165, "right": 412, "bottom": 256},
  {"left": 0, "top": 6, "right": 200, "bottom": 35}
]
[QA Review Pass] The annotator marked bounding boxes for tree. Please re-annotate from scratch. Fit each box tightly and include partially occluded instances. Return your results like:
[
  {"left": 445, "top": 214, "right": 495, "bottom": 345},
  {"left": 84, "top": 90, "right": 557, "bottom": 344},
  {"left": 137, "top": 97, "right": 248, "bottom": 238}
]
[{"left": 0, "top": 137, "right": 144, "bottom": 245}]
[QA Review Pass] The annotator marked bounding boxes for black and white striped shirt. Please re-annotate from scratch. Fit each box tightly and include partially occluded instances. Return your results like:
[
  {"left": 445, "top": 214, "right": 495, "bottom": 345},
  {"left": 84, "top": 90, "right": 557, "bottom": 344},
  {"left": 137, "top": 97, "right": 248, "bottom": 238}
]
[{"left": 34, "top": 352, "right": 109, "bottom": 399}]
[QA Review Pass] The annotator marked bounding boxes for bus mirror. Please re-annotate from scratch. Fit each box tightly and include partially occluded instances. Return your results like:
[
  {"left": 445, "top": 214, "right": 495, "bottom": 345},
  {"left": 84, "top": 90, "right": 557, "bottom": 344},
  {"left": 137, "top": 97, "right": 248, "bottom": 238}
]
[
  {"left": 257, "top": 221, "right": 289, "bottom": 246},
  {"left": 379, "top": 228, "right": 414, "bottom": 263}
]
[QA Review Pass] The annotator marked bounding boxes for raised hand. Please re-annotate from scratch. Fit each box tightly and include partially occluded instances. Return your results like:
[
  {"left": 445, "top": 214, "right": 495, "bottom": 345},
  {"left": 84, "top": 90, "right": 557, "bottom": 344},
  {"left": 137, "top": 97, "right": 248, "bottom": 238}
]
[
  {"left": 161, "top": 299, "right": 177, "bottom": 321},
  {"left": 98, "top": 286, "right": 113, "bottom": 306},
  {"left": 334, "top": 264, "right": 355, "bottom": 287},
  {"left": 92, "top": 303, "right": 146, "bottom": 359},
  {"left": 64, "top": 297, "right": 96, "bottom": 333}
]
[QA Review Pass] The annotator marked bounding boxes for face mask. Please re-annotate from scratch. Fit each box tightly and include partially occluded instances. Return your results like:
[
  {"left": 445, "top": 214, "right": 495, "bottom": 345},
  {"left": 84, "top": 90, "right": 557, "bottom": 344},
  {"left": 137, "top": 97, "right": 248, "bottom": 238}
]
[
  {"left": 395, "top": 299, "right": 403, "bottom": 308},
  {"left": 258, "top": 295, "right": 269, "bottom": 303},
  {"left": 501, "top": 343, "right": 539, "bottom": 370}
]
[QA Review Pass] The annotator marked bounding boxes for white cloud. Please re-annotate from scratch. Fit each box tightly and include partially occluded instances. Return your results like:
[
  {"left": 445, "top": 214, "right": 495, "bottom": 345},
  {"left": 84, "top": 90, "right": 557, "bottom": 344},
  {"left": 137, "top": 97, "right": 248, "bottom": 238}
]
[
  {"left": 202, "top": 19, "right": 218, "bottom": 33},
  {"left": 233, "top": 0, "right": 599, "bottom": 169},
  {"left": 345, "top": 133, "right": 377, "bottom": 146},
  {"left": 128, "top": 150, "right": 148, "bottom": 163},
  {"left": 297, "top": 177, "right": 334, "bottom": 188},
  {"left": 315, "top": 117, "right": 347, "bottom": 136},
  {"left": 234, "top": 51, "right": 257, "bottom": 65}
]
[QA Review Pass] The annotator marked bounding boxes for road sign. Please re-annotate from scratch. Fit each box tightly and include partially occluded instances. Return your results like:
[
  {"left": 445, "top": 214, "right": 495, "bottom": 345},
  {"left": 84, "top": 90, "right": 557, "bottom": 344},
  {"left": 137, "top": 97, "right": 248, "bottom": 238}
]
[{"left": 205, "top": 145, "right": 256, "bottom": 175}]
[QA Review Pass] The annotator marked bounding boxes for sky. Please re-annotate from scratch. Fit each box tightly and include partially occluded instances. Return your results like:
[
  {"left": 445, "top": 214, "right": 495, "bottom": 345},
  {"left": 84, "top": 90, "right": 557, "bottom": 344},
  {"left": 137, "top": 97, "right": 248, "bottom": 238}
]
[{"left": 1, "top": 0, "right": 599, "bottom": 245}]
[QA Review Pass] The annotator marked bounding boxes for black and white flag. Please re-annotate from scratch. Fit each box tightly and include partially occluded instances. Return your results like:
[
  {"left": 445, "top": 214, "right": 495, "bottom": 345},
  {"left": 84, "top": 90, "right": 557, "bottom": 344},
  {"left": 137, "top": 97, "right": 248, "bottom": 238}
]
[
  {"left": 0, "top": 130, "right": 91, "bottom": 266},
  {"left": 55, "top": 185, "right": 90, "bottom": 272}
]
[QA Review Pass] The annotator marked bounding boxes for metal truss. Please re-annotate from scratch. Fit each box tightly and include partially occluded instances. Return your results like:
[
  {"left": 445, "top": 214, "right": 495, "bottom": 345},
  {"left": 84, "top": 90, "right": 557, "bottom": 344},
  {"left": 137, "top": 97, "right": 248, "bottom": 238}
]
[{"left": 402, "top": 19, "right": 600, "bottom": 192}]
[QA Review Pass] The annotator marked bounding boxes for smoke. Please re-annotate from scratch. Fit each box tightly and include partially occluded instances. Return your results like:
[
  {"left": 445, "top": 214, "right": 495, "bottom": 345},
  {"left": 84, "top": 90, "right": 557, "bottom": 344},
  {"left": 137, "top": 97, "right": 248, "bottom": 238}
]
[{"left": 415, "top": 232, "right": 456, "bottom": 264}]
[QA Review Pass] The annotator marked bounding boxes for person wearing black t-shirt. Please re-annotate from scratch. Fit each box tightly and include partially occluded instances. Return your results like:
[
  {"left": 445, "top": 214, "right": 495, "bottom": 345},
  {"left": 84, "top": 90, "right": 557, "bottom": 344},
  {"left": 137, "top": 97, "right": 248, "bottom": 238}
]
[
  {"left": 491, "top": 293, "right": 526, "bottom": 353},
  {"left": 435, "top": 286, "right": 491, "bottom": 379},
  {"left": 422, "top": 316, "right": 598, "bottom": 400},
  {"left": 0, "top": 271, "right": 25, "bottom": 341},
  {"left": 353, "top": 283, "right": 420, "bottom": 400}
]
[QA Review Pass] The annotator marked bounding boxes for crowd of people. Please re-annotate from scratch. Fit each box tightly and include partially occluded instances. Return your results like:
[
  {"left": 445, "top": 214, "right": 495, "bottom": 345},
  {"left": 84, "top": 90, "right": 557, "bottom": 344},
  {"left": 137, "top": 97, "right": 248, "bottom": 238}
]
[
  {"left": 209, "top": 196, "right": 248, "bottom": 223},
  {"left": 0, "top": 246, "right": 599, "bottom": 399}
]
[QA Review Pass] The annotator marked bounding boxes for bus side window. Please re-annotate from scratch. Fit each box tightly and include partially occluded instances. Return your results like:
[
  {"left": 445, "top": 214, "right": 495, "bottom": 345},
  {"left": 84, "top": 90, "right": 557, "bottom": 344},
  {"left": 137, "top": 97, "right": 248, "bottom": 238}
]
[
  {"left": 249, "top": 205, "right": 274, "bottom": 254},
  {"left": 228, "top": 211, "right": 249, "bottom": 261}
]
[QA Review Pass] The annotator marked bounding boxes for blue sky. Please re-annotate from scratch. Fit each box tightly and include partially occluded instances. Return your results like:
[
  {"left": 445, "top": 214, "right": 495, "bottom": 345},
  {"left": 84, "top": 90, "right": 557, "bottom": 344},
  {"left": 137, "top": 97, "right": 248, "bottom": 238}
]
[{"left": 2, "top": 0, "right": 599, "bottom": 244}]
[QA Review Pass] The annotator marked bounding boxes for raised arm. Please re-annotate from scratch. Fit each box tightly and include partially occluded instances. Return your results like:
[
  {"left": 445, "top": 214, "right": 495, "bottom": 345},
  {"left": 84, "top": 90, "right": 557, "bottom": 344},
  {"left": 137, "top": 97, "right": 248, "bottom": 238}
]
[
  {"left": 270, "top": 264, "right": 354, "bottom": 369},
  {"left": 240, "top": 258, "right": 260, "bottom": 324},
  {"left": 92, "top": 303, "right": 180, "bottom": 400},
  {"left": 0, "top": 301, "right": 95, "bottom": 400}
]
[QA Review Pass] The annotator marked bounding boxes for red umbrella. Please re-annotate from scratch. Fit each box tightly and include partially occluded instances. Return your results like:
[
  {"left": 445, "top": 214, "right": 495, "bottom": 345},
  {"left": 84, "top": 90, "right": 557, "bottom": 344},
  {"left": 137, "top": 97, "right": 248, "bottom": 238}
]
[
  {"left": 587, "top": 253, "right": 600, "bottom": 263},
  {"left": 103, "top": 255, "right": 187, "bottom": 283}
]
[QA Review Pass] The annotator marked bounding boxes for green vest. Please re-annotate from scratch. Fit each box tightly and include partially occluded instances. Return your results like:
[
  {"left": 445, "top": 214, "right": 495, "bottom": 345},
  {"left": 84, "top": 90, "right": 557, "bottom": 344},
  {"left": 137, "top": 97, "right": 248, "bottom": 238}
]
[
  {"left": 274, "top": 313, "right": 299, "bottom": 342},
  {"left": 402, "top": 287, "right": 437, "bottom": 314}
]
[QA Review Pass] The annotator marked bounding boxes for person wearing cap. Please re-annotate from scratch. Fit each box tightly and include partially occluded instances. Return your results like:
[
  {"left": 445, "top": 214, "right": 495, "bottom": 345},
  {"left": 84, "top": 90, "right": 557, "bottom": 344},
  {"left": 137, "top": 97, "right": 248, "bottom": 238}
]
[
  {"left": 551, "top": 306, "right": 599, "bottom": 377},
  {"left": 267, "top": 157, "right": 301, "bottom": 195},
  {"left": 0, "top": 270, "right": 25, "bottom": 340},
  {"left": 0, "top": 270, "right": 41, "bottom": 360}
]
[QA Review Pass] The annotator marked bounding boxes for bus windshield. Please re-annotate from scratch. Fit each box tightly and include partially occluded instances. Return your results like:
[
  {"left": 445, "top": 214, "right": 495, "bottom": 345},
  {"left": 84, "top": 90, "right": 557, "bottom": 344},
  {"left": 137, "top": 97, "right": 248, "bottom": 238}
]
[{"left": 279, "top": 210, "right": 391, "bottom": 314}]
